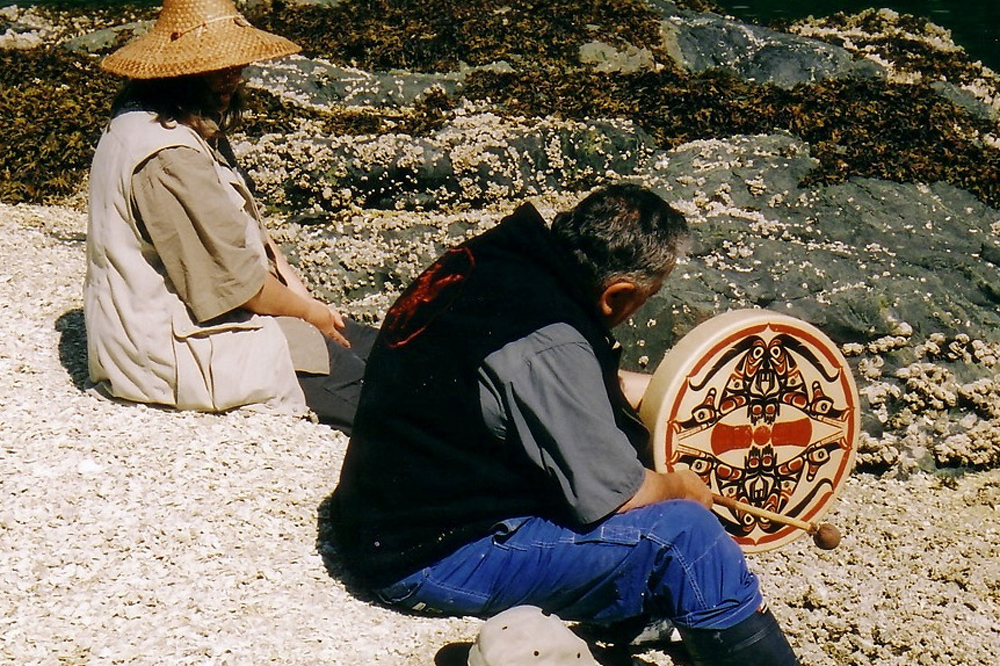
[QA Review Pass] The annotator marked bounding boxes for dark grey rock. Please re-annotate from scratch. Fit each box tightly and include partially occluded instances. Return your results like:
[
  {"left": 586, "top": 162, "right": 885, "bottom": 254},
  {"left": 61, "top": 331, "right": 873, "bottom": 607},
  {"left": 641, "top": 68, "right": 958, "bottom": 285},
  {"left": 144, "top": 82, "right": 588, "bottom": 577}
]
[
  {"left": 616, "top": 134, "right": 1000, "bottom": 370},
  {"left": 246, "top": 58, "right": 478, "bottom": 109},
  {"left": 930, "top": 81, "right": 998, "bottom": 121},
  {"left": 61, "top": 21, "right": 152, "bottom": 54},
  {"left": 658, "top": 13, "right": 884, "bottom": 88}
]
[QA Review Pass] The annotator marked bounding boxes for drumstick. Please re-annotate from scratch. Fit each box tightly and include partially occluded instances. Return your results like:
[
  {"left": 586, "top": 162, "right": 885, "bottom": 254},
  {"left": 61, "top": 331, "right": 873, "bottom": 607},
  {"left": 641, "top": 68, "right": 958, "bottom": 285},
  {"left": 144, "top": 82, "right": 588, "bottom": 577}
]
[{"left": 712, "top": 493, "right": 842, "bottom": 550}]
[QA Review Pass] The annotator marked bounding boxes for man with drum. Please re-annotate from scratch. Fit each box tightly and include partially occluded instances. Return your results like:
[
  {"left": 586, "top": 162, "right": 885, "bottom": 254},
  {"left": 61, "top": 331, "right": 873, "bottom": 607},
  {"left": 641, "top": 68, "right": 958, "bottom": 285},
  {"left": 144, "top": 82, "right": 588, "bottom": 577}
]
[{"left": 330, "top": 184, "right": 800, "bottom": 665}]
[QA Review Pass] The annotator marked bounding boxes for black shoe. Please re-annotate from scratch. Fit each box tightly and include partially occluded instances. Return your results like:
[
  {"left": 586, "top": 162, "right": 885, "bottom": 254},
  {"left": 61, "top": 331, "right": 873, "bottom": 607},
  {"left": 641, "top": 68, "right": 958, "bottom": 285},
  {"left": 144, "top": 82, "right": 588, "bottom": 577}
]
[{"left": 675, "top": 607, "right": 799, "bottom": 666}]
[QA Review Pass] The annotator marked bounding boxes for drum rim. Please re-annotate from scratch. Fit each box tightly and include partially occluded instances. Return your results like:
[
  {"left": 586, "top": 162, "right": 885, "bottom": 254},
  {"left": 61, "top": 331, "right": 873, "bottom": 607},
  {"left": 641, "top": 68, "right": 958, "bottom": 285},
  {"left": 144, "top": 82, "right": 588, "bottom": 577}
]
[{"left": 639, "top": 308, "right": 860, "bottom": 552}]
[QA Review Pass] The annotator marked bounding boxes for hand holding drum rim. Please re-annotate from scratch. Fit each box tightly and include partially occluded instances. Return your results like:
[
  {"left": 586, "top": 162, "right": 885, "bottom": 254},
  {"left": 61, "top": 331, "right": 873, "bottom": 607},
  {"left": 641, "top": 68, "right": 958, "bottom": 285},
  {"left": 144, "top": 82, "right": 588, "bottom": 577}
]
[{"left": 639, "top": 309, "right": 858, "bottom": 553}]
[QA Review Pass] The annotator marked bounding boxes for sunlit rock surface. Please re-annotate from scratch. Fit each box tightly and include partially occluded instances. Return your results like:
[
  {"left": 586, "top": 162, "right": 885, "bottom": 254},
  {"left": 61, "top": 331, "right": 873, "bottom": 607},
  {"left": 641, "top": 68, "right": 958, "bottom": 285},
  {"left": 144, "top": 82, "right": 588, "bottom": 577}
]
[
  {"left": 3, "top": 0, "right": 1000, "bottom": 475},
  {"left": 236, "top": 3, "right": 1000, "bottom": 474}
]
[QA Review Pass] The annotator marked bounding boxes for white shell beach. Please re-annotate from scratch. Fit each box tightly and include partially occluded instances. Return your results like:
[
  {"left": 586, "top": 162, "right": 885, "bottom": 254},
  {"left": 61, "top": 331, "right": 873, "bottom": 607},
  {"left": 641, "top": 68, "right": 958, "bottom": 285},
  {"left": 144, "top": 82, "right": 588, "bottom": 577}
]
[
  {"left": 5, "top": 0, "right": 1000, "bottom": 663},
  {"left": 3, "top": 201, "right": 999, "bottom": 665}
]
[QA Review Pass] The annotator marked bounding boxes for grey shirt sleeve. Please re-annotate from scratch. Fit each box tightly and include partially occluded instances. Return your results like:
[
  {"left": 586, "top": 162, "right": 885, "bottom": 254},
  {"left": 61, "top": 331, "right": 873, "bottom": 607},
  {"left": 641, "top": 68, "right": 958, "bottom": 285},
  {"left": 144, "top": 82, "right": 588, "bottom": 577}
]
[
  {"left": 131, "top": 146, "right": 268, "bottom": 323},
  {"left": 478, "top": 322, "right": 646, "bottom": 525}
]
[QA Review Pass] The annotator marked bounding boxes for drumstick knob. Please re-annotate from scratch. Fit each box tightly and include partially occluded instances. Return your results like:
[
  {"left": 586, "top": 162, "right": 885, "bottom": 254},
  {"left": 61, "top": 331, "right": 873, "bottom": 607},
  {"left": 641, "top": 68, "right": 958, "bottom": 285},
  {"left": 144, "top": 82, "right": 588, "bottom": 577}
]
[{"left": 812, "top": 522, "right": 841, "bottom": 550}]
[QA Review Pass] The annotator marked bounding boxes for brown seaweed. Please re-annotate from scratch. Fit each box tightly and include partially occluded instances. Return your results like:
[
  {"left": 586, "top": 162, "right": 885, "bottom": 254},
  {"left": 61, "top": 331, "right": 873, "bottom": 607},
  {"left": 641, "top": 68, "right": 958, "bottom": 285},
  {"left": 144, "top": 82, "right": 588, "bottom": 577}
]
[{"left": 2, "top": 0, "right": 998, "bottom": 210}]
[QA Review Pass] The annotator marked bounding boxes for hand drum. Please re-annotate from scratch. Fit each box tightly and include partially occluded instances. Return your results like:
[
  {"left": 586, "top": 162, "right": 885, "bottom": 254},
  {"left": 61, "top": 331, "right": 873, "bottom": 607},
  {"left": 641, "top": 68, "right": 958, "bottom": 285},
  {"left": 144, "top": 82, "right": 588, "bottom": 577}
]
[{"left": 639, "top": 310, "right": 859, "bottom": 552}]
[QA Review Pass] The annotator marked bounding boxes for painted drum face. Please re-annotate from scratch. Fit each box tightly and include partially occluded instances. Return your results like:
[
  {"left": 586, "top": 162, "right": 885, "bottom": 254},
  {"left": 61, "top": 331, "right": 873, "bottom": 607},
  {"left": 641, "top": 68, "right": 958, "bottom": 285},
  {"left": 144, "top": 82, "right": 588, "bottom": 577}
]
[{"left": 639, "top": 310, "right": 859, "bottom": 552}]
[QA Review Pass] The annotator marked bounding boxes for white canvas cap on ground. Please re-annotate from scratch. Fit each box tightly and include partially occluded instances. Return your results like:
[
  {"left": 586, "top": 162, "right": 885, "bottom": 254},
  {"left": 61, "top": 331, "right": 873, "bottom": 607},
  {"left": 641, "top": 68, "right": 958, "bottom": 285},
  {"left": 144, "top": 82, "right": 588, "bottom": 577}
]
[{"left": 467, "top": 606, "right": 600, "bottom": 666}]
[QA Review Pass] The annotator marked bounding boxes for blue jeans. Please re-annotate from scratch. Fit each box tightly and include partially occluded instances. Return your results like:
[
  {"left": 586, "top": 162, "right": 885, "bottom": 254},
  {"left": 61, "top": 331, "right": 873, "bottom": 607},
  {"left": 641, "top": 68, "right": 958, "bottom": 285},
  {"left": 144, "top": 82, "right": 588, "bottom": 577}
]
[{"left": 375, "top": 500, "right": 762, "bottom": 630}]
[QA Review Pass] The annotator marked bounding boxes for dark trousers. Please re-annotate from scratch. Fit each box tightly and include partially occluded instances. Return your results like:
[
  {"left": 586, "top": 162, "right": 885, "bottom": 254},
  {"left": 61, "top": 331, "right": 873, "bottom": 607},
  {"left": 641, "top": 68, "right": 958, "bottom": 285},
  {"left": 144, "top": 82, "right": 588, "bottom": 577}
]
[{"left": 296, "top": 319, "right": 378, "bottom": 435}]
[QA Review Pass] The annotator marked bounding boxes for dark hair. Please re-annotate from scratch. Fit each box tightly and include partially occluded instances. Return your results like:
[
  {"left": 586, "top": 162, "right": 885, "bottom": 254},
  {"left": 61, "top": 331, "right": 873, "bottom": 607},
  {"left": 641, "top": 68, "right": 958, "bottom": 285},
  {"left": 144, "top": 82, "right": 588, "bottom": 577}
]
[
  {"left": 550, "top": 183, "right": 689, "bottom": 294},
  {"left": 110, "top": 75, "right": 247, "bottom": 139}
]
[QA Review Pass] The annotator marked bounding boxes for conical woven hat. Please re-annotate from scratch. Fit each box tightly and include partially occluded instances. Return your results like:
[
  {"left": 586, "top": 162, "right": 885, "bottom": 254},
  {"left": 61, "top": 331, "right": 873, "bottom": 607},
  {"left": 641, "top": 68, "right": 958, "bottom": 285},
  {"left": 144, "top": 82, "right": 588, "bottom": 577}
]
[{"left": 101, "top": 0, "right": 300, "bottom": 79}]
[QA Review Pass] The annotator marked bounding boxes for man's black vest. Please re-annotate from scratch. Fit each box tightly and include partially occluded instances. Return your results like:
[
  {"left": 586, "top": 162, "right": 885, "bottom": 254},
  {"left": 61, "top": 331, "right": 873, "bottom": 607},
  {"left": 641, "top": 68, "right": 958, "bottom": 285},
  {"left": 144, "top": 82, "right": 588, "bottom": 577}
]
[{"left": 332, "top": 203, "right": 651, "bottom": 588}]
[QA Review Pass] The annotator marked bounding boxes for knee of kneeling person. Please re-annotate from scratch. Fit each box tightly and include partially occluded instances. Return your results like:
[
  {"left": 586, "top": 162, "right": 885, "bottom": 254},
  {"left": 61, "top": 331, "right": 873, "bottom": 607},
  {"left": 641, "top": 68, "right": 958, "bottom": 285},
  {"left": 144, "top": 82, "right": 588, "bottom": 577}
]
[
  {"left": 644, "top": 500, "right": 758, "bottom": 579},
  {"left": 614, "top": 500, "right": 763, "bottom": 628},
  {"left": 645, "top": 498, "right": 728, "bottom": 539},
  {"left": 625, "top": 500, "right": 739, "bottom": 557}
]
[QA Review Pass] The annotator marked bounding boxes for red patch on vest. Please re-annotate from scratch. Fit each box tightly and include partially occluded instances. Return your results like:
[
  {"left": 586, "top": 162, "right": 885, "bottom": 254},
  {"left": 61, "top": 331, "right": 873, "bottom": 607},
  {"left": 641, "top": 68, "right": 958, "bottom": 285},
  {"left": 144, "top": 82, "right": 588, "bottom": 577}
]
[{"left": 383, "top": 247, "right": 474, "bottom": 348}]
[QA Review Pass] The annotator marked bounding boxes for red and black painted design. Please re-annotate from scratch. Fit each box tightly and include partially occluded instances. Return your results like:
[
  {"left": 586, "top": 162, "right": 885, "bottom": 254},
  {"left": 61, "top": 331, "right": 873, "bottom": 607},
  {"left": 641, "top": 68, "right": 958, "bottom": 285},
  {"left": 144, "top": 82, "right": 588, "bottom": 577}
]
[
  {"left": 382, "top": 247, "right": 474, "bottom": 349},
  {"left": 648, "top": 315, "right": 858, "bottom": 552}
]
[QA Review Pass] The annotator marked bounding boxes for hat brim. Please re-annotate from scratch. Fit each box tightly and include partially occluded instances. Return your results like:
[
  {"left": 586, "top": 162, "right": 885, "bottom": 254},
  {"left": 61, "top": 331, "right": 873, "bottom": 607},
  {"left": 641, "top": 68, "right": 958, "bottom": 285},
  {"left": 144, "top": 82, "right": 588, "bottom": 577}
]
[{"left": 101, "top": 17, "right": 300, "bottom": 79}]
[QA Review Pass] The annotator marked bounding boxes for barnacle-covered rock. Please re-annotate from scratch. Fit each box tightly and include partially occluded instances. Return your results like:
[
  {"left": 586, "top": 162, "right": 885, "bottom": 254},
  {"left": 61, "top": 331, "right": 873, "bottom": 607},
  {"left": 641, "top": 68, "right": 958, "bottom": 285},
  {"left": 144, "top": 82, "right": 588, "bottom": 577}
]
[
  {"left": 239, "top": 108, "right": 657, "bottom": 212},
  {"left": 957, "top": 378, "right": 1000, "bottom": 419},
  {"left": 895, "top": 362, "right": 958, "bottom": 412},
  {"left": 613, "top": 133, "right": 1000, "bottom": 368},
  {"left": 856, "top": 431, "right": 901, "bottom": 471},
  {"left": 937, "top": 422, "right": 1000, "bottom": 468},
  {"left": 4, "top": 0, "right": 1000, "bottom": 477},
  {"left": 245, "top": 58, "right": 473, "bottom": 112},
  {"left": 788, "top": 8, "right": 1000, "bottom": 120}
]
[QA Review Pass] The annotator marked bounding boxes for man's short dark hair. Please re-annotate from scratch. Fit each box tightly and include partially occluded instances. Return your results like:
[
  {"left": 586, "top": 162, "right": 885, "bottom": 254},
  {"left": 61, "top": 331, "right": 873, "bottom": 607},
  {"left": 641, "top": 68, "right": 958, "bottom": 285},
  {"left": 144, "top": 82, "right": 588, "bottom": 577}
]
[{"left": 551, "top": 183, "right": 690, "bottom": 293}]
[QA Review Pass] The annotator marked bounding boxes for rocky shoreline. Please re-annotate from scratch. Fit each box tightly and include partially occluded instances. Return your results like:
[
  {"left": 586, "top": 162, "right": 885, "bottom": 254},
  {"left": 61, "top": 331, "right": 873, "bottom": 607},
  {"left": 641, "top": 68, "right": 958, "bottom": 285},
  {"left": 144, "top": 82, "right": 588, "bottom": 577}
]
[
  {"left": 3, "top": 1, "right": 1000, "bottom": 664},
  {"left": 3, "top": 198, "right": 998, "bottom": 665}
]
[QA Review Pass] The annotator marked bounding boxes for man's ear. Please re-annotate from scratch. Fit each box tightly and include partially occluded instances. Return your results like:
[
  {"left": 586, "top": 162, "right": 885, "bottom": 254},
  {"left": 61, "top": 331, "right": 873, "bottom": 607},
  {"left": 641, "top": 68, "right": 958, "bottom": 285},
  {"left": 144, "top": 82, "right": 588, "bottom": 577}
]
[{"left": 598, "top": 281, "right": 645, "bottom": 327}]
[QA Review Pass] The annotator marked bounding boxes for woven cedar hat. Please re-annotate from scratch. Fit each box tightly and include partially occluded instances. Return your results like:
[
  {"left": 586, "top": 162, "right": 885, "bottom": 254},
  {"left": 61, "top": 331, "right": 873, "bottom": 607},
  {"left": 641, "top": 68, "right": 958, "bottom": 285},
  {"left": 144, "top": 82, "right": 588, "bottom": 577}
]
[{"left": 101, "top": 0, "right": 300, "bottom": 79}]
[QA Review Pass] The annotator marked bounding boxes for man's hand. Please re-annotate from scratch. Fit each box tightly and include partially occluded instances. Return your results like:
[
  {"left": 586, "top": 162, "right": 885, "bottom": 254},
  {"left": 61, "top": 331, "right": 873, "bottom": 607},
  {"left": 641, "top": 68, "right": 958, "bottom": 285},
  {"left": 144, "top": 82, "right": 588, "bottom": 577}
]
[
  {"left": 661, "top": 468, "right": 713, "bottom": 509},
  {"left": 618, "top": 468, "right": 713, "bottom": 513}
]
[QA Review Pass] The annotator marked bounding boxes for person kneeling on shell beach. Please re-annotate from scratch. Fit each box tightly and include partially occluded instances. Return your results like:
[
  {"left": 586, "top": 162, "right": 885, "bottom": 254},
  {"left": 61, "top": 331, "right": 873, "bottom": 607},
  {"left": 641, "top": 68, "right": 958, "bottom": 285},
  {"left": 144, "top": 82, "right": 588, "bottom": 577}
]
[
  {"left": 331, "top": 184, "right": 801, "bottom": 665},
  {"left": 85, "top": 0, "right": 376, "bottom": 433}
]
